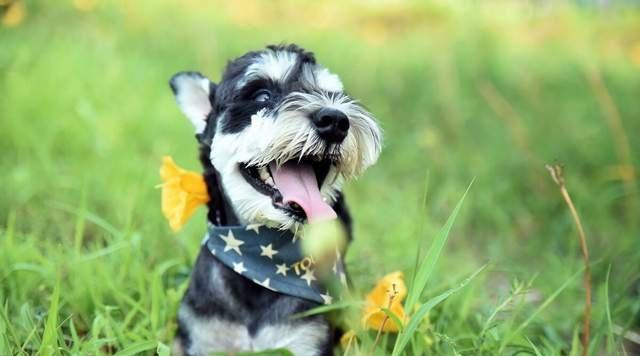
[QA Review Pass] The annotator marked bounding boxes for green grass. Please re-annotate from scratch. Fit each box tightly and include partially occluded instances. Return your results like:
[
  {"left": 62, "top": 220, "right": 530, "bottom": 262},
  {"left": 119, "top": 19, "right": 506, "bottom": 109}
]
[{"left": 1, "top": 1, "right": 640, "bottom": 355}]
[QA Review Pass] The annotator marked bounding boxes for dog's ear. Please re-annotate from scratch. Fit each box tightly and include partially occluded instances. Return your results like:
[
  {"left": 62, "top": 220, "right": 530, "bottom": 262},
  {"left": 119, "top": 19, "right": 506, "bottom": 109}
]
[{"left": 169, "top": 71, "right": 216, "bottom": 134}]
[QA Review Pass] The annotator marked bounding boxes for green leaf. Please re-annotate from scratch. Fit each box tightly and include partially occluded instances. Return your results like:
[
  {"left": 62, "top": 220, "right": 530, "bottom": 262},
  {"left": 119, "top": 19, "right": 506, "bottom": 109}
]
[
  {"left": 404, "top": 181, "right": 473, "bottom": 313},
  {"left": 38, "top": 281, "right": 60, "bottom": 356},
  {"left": 568, "top": 326, "right": 581, "bottom": 356},
  {"left": 213, "top": 349, "right": 294, "bottom": 356},
  {"left": 0, "top": 302, "right": 20, "bottom": 351},
  {"left": 68, "top": 318, "right": 81, "bottom": 353},
  {"left": 157, "top": 342, "right": 171, "bottom": 356},
  {"left": 527, "top": 337, "right": 543, "bottom": 356},
  {"left": 499, "top": 267, "right": 583, "bottom": 353},
  {"left": 291, "top": 300, "right": 364, "bottom": 319},
  {"left": 381, "top": 307, "right": 405, "bottom": 332},
  {"left": 604, "top": 264, "right": 615, "bottom": 355},
  {"left": 393, "top": 264, "right": 487, "bottom": 356},
  {"left": 114, "top": 340, "right": 157, "bottom": 356}
]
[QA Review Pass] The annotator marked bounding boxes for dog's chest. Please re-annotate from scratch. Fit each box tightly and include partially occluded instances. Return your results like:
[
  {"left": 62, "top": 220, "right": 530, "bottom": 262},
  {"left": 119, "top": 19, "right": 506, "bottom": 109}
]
[
  {"left": 180, "top": 304, "right": 329, "bottom": 355},
  {"left": 176, "top": 245, "right": 333, "bottom": 356},
  {"left": 203, "top": 224, "right": 346, "bottom": 305}
]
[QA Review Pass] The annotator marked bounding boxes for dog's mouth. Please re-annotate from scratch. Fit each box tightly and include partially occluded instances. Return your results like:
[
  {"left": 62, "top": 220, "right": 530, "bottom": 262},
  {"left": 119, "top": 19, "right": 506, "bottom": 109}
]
[{"left": 239, "top": 157, "right": 338, "bottom": 223}]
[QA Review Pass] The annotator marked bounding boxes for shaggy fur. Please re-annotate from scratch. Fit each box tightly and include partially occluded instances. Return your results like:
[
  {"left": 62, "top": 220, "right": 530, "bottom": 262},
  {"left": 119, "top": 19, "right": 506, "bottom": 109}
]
[{"left": 169, "top": 44, "right": 382, "bottom": 356}]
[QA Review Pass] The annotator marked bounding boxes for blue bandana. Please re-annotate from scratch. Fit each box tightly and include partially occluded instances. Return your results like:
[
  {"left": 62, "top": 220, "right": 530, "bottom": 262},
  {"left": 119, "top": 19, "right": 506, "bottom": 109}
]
[{"left": 204, "top": 224, "right": 346, "bottom": 305}]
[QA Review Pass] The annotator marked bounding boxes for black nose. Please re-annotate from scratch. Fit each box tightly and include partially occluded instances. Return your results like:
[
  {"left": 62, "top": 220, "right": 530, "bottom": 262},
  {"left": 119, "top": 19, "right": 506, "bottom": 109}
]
[{"left": 311, "top": 108, "right": 349, "bottom": 143}]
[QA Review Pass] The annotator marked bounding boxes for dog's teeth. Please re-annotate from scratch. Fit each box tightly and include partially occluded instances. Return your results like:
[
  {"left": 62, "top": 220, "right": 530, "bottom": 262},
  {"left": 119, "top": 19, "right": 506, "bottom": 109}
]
[
  {"left": 259, "top": 166, "right": 270, "bottom": 181},
  {"left": 266, "top": 177, "right": 275, "bottom": 186}
]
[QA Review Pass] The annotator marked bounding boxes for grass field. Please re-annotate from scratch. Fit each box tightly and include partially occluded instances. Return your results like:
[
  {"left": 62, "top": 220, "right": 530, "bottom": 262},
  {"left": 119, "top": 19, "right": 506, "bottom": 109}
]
[{"left": 1, "top": 1, "right": 640, "bottom": 355}]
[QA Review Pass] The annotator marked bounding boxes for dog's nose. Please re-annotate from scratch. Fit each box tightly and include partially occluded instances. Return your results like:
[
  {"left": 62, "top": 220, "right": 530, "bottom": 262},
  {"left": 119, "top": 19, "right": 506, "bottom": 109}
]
[{"left": 311, "top": 108, "right": 349, "bottom": 143}]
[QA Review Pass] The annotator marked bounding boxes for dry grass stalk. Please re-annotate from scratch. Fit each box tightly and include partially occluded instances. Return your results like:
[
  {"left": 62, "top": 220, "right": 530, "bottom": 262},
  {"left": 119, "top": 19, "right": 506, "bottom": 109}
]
[
  {"left": 479, "top": 82, "right": 539, "bottom": 167},
  {"left": 613, "top": 324, "right": 640, "bottom": 346},
  {"left": 370, "top": 283, "right": 399, "bottom": 355},
  {"left": 584, "top": 67, "right": 637, "bottom": 220},
  {"left": 545, "top": 164, "right": 591, "bottom": 356}
]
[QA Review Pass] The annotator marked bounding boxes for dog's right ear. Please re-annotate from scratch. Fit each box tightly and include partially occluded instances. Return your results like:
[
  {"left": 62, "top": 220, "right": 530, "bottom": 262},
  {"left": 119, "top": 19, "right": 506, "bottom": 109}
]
[{"left": 169, "top": 71, "right": 216, "bottom": 134}]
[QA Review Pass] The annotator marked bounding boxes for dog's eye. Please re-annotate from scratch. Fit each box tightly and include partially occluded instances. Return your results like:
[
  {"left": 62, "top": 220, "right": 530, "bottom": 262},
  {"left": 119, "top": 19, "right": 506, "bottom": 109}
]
[{"left": 253, "top": 89, "right": 271, "bottom": 103}]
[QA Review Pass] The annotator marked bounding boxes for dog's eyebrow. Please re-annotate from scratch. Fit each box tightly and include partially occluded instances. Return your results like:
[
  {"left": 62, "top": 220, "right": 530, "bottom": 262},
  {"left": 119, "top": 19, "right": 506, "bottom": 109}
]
[
  {"left": 239, "top": 50, "right": 298, "bottom": 86},
  {"left": 236, "top": 78, "right": 276, "bottom": 99},
  {"left": 283, "top": 53, "right": 313, "bottom": 84}
]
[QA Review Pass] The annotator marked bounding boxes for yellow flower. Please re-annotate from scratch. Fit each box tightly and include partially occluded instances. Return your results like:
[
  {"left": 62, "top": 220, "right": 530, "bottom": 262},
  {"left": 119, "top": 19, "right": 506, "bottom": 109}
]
[
  {"left": 630, "top": 42, "right": 640, "bottom": 68},
  {"left": 73, "top": 0, "right": 97, "bottom": 12},
  {"left": 2, "top": 0, "right": 25, "bottom": 28},
  {"left": 340, "top": 329, "right": 357, "bottom": 349},
  {"left": 159, "top": 156, "right": 209, "bottom": 231},
  {"left": 362, "top": 271, "right": 407, "bottom": 332}
]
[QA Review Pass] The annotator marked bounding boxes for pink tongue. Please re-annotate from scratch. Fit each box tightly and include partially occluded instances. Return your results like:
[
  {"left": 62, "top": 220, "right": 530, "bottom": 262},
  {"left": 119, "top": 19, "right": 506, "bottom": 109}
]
[{"left": 270, "top": 162, "right": 337, "bottom": 222}]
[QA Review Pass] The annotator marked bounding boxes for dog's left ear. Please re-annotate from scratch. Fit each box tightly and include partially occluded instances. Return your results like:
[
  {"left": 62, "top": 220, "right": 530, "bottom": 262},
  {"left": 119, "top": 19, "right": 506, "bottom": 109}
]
[{"left": 169, "top": 71, "right": 216, "bottom": 134}]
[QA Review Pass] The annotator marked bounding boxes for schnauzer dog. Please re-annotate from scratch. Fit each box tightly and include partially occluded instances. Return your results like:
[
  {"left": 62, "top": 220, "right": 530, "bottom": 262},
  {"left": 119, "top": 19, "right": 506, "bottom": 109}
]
[{"left": 169, "top": 44, "right": 382, "bottom": 356}]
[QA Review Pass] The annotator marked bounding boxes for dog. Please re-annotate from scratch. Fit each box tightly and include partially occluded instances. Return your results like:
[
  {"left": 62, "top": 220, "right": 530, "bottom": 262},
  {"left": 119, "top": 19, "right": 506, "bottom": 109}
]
[{"left": 168, "top": 44, "right": 382, "bottom": 356}]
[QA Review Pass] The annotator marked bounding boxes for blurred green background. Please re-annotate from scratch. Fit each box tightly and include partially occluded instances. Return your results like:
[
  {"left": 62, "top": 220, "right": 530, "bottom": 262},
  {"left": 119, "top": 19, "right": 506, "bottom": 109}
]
[{"left": 1, "top": 0, "right": 639, "bottom": 355}]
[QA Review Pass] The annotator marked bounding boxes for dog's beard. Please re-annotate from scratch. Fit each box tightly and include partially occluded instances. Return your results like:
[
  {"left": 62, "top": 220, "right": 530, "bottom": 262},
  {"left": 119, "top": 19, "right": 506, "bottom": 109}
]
[{"left": 210, "top": 91, "right": 381, "bottom": 230}]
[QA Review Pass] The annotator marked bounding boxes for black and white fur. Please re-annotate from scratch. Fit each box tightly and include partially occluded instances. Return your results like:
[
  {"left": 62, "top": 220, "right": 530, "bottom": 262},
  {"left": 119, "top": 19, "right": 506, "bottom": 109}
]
[{"left": 169, "top": 44, "right": 382, "bottom": 356}]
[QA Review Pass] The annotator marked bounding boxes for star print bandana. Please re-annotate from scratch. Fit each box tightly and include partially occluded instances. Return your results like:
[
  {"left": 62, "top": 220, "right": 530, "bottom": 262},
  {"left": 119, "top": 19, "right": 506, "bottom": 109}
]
[{"left": 205, "top": 223, "right": 346, "bottom": 305}]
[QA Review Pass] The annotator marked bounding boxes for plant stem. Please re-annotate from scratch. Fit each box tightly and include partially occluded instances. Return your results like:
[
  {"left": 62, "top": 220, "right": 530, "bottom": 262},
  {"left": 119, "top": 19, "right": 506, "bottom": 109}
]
[
  {"left": 546, "top": 164, "right": 591, "bottom": 356},
  {"left": 370, "top": 283, "right": 398, "bottom": 355}
]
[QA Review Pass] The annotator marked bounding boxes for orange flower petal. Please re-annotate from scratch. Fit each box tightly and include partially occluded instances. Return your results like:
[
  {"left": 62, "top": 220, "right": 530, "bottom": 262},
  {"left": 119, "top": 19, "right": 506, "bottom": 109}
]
[
  {"left": 362, "top": 271, "right": 407, "bottom": 332},
  {"left": 159, "top": 156, "right": 209, "bottom": 231},
  {"left": 1, "top": 1, "right": 25, "bottom": 28},
  {"left": 340, "top": 329, "right": 357, "bottom": 349}
]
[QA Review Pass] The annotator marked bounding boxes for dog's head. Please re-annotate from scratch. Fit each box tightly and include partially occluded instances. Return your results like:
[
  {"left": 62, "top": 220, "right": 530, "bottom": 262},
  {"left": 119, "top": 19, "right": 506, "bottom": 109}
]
[{"left": 169, "top": 44, "right": 382, "bottom": 230}]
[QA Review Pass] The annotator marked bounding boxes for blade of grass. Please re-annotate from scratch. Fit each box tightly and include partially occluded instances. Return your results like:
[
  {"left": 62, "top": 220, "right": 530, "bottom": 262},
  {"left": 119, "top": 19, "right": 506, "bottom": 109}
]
[
  {"left": 569, "top": 327, "right": 581, "bottom": 356},
  {"left": 480, "top": 280, "right": 525, "bottom": 339},
  {"left": 5, "top": 211, "right": 16, "bottom": 246},
  {"left": 157, "top": 342, "right": 171, "bottom": 356},
  {"left": 38, "top": 280, "right": 60, "bottom": 356},
  {"left": 477, "top": 280, "right": 525, "bottom": 352},
  {"left": 50, "top": 201, "right": 123, "bottom": 238},
  {"left": 604, "top": 264, "right": 616, "bottom": 355},
  {"left": 392, "top": 264, "right": 487, "bottom": 356},
  {"left": 408, "top": 169, "right": 430, "bottom": 305},
  {"left": 499, "top": 267, "right": 583, "bottom": 353},
  {"left": 370, "top": 283, "right": 402, "bottom": 354},
  {"left": 213, "top": 349, "right": 294, "bottom": 356},
  {"left": 69, "top": 318, "right": 81, "bottom": 353},
  {"left": 114, "top": 340, "right": 157, "bottom": 356},
  {"left": 150, "top": 276, "right": 162, "bottom": 331},
  {"left": 546, "top": 164, "right": 592, "bottom": 356},
  {"left": 73, "top": 183, "right": 88, "bottom": 255},
  {"left": 291, "top": 300, "right": 365, "bottom": 319},
  {"left": 380, "top": 307, "right": 405, "bottom": 332},
  {"left": 0, "top": 302, "right": 21, "bottom": 352},
  {"left": 404, "top": 180, "right": 474, "bottom": 313},
  {"left": 19, "top": 304, "right": 42, "bottom": 354},
  {"left": 527, "top": 337, "right": 543, "bottom": 356}
]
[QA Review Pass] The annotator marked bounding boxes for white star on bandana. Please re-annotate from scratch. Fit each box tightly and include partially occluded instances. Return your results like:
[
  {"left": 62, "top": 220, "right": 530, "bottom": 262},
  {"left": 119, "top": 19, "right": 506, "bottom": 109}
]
[
  {"left": 260, "top": 243, "right": 278, "bottom": 259},
  {"left": 219, "top": 230, "right": 244, "bottom": 255},
  {"left": 253, "top": 277, "right": 274, "bottom": 291},
  {"left": 300, "top": 269, "right": 317, "bottom": 286},
  {"left": 320, "top": 291, "right": 333, "bottom": 305},
  {"left": 275, "top": 263, "right": 290, "bottom": 276},
  {"left": 233, "top": 261, "right": 247, "bottom": 274},
  {"left": 206, "top": 225, "right": 346, "bottom": 305},
  {"left": 245, "top": 224, "right": 262, "bottom": 234}
]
